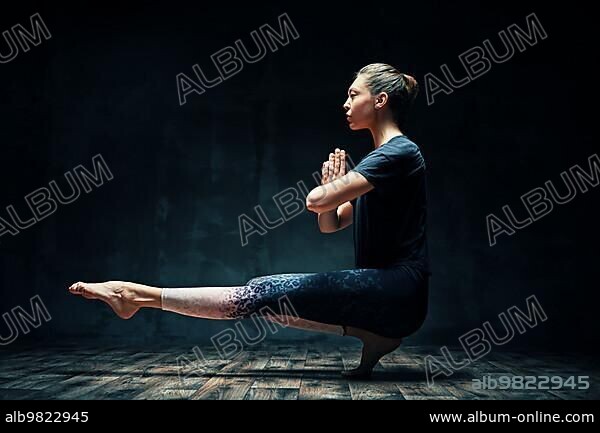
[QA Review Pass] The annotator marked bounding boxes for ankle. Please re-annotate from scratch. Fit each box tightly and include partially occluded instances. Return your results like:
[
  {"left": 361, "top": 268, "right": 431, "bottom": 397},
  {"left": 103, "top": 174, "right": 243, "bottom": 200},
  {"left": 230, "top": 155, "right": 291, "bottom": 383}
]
[
  {"left": 115, "top": 282, "right": 161, "bottom": 309},
  {"left": 106, "top": 282, "right": 138, "bottom": 305},
  {"left": 344, "top": 326, "right": 364, "bottom": 339}
]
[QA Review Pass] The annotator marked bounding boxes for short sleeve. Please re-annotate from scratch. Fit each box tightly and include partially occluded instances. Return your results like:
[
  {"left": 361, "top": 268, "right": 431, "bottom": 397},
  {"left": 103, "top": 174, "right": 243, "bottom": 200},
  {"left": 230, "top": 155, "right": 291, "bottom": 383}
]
[{"left": 350, "top": 142, "right": 424, "bottom": 190}]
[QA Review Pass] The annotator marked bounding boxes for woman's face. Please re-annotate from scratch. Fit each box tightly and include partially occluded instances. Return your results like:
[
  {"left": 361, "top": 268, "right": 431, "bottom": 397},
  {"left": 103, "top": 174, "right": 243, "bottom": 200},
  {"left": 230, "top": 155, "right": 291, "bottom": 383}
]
[{"left": 343, "top": 74, "right": 376, "bottom": 131}]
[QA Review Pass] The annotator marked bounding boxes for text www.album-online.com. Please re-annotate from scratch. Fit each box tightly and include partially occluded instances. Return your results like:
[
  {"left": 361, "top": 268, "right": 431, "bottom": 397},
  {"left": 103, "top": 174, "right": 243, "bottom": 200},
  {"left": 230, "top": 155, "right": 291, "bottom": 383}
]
[{"left": 429, "top": 412, "right": 594, "bottom": 423}]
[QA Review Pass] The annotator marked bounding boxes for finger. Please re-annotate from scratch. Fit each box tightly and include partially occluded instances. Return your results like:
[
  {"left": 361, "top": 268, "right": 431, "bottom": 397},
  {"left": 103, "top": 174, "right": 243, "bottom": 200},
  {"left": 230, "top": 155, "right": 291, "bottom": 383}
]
[
  {"left": 322, "top": 162, "right": 328, "bottom": 183},
  {"left": 328, "top": 156, "right": 334, "bottom": 179},
  {"left": 334, "top": 149, "right": 341, "bottom": 177},
  {"left": 340, "top": 150, "right": 346, "bottom": 175}
]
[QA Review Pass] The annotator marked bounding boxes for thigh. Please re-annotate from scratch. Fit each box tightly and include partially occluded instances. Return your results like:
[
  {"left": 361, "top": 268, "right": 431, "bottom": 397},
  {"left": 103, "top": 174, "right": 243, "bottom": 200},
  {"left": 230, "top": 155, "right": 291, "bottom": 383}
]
[
  {"left": 312, "top": 267, "right": 428, "bottom": 335},
  {"left": 240, "top": 267, "right": 428, "bottom": 338}
]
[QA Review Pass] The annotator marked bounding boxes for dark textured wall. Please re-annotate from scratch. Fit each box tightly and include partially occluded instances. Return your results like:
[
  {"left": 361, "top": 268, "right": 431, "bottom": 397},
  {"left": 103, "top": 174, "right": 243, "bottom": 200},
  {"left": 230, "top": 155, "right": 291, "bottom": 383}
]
[{"left": 1, "top": 2, "right": 598, "bottom": 351}]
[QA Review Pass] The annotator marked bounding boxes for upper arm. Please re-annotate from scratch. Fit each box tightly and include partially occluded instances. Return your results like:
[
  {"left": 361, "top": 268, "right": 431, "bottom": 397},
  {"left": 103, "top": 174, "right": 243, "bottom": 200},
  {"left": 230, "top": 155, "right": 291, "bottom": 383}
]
[
  {"left": 305, "top": 142, "right": 424, "bottom": 214},
  {"left": 336, "top": 201, "right": 353, "bottom": 231},
  {"left": 350, "top": 144, "right": 424, "bottom": 191}
]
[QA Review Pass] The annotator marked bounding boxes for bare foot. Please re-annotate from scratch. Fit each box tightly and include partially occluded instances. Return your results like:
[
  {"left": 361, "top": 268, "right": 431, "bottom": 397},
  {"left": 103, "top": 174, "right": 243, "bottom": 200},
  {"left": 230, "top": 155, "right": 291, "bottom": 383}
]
[
  {"left": 341, "top": 327, "right": 402, "bottom": 379},
  {"left": 68, "top": 281, "right": 139, "bottom": 320}
]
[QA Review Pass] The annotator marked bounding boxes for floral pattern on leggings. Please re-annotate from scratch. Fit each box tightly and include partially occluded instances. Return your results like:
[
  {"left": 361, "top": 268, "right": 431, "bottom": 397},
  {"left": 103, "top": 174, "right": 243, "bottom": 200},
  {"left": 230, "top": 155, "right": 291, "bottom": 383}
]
[{"left": 224, "top": 266, "right": 429, "bottom": 339}]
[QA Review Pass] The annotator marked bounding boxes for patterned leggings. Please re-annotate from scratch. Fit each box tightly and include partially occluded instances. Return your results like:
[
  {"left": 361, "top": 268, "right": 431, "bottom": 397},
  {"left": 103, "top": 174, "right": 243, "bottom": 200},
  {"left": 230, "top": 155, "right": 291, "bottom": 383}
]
[{"left": 161, "top": 265, "right": 429, "bottom": 339}]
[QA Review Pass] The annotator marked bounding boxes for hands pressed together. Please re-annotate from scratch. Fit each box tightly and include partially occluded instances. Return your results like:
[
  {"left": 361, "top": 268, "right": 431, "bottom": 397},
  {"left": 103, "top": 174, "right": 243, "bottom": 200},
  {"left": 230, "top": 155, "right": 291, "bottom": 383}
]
[{"left": 321, "top": 148, "right": 347, "bottom": 185}]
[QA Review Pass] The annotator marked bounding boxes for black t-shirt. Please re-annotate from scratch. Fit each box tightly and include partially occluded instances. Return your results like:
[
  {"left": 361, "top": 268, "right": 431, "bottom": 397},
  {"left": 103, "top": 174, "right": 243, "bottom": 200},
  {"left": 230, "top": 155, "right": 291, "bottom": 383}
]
[{"left": 349, "top": 135, "right": 432, "bottom": 275}]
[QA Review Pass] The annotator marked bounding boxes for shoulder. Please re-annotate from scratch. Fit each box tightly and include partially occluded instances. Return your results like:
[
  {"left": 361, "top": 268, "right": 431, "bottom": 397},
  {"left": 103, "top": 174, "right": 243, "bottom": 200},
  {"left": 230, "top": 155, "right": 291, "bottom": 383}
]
[
  {"left": 349, "top": 136, "right": 426, "bottom": 180},
  {"left": 383, "top": 136, "right": 422, "bottom": 158},
  {"left": 358, "top": 136, "right": 419, "bottom": 163},
  {"left": 382, "top": 136, "right": 425, "bottom": 169}
]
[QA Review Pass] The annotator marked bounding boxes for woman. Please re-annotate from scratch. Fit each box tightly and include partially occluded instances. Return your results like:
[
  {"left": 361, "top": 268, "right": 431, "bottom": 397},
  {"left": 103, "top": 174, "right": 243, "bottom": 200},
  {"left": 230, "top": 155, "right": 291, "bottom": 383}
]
[{"left": 69, "top": 63, "right": 431, "bottom": 379}]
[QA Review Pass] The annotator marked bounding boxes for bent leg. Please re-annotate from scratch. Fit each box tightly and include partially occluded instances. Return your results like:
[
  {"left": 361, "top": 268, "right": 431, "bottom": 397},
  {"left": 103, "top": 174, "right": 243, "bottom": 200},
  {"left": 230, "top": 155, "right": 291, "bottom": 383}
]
[{"left": 342, "top": 326, "right": 402, "bottom": 379}]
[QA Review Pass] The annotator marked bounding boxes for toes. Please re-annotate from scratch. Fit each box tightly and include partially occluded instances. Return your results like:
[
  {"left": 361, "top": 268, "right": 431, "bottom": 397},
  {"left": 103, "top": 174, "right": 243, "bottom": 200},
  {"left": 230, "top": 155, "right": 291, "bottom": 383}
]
[
  {"left": 68, "top": 282, "right": 84, "bottom": 293},
  {"left": 341, "top": 368, "right": 372, "bottom": 380}
]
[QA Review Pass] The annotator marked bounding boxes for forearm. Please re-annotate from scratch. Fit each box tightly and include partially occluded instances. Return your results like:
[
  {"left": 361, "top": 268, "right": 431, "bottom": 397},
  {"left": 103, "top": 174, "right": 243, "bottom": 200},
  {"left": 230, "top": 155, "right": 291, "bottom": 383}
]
[{"left": 317, "top": 208, "right": 339, "bottom": 233}]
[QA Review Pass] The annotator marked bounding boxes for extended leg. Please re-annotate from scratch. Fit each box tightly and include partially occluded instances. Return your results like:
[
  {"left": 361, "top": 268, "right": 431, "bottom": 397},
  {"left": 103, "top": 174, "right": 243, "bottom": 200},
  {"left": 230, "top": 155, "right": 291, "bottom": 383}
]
[
  {"left": 68, "top": 280, "right": 344, "bottom": 335},
  {"left": 68, "top": 280, "right": 267, "bottom": 320},
  {"left": 68, "top": 280, "right": 160, "bottom": 319},
  {"left": 68, "top": 267, "right": 424, "bottom": 380},
  {"left": 264, "top": 314, "right": 344, "bottom": 336},
  {"left": 161, "top": 286, "right": 343, "bottom": 336}
]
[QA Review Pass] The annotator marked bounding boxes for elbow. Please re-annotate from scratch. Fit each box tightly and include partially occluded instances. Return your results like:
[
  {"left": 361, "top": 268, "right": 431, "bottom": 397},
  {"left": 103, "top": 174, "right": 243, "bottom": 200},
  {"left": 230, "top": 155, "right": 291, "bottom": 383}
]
[
  {"left": 306, "top": 187, "right": 336, "bottom": 213},
  {"left": 319, "top": 226, "right": 337, "bottom": 234},
  {"left": 305, "top": 197, "right": 318, "bottom": 213},
  {"left": 306, "top": 189, "right": 323, "bottom": 213}
]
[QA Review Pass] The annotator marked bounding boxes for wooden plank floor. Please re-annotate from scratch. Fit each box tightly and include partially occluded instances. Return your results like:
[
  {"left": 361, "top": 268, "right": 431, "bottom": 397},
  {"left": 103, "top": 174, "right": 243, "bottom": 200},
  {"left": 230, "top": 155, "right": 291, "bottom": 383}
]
[{"left": 0, "top": 343, "right": 598, "bottom": 400}]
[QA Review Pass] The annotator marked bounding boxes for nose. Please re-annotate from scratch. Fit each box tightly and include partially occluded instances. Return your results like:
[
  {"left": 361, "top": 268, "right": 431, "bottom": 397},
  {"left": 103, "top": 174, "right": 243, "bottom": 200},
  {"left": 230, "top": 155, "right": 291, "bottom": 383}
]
[{"left": 343, "top": 98, "right": 350, "bottom": 112}]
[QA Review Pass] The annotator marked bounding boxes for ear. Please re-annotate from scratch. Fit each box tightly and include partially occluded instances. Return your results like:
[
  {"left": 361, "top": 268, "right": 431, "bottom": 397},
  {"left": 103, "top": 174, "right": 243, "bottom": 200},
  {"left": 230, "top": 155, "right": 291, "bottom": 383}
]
[{"left": 374, "top": 92, "right": 388, "bottom": 110}]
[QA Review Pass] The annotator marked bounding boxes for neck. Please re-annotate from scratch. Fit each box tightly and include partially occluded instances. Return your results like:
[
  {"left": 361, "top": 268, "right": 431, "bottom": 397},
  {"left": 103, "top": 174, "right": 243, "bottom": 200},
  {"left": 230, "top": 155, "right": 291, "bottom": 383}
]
[{"left": 369, "top": 119, "right": 404, "bottom": 149}]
